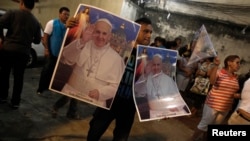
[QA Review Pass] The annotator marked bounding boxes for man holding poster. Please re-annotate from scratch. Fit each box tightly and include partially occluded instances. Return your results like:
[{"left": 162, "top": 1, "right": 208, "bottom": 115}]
[
  {"left": 61, "top": 18, "right": 125, "bottom": 108},
  {"left": 87, "top": 17, "right": 153, "bottom": 141},
  {"left": 49, "top": 4, "right": 142, "bottom": 140}
]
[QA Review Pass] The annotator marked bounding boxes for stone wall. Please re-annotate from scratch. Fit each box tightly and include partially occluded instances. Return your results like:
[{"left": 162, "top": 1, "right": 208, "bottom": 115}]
[
  {"left": 141, "top": 9, "right": 250, "bottom": 74},
  {"left": 121, "top": 1, "right": 250, "bottom": 74},
  {"left": 0, "top": 0, "right": 123, "bottom": 28}
]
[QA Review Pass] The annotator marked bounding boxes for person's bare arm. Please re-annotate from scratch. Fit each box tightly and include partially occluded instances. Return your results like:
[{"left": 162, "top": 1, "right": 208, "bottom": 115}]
[
  {"left": 209, "top": 57, "right": 220, "bottom": 85},
  {"left": 43, "top": 33, "right": 50, "bottom": 57}
]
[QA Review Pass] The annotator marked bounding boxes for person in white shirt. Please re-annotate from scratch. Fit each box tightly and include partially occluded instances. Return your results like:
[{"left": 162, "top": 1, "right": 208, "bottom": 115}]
[{"left": 228, "top": 75, "right": 250, "bottom": 125}]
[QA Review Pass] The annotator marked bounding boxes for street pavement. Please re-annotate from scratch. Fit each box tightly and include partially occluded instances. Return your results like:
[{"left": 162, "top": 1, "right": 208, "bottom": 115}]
[{"left": 0, "top": 67, "right": 200, "bottom": 141}]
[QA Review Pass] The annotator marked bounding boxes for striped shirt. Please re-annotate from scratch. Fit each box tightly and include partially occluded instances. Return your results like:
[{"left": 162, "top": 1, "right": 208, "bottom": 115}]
[{"left": 205, "top": 68, "right": 239, "bottom": 112}]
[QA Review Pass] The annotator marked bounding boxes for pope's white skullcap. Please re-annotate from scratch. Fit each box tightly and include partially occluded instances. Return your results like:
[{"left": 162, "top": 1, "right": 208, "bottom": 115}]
[
  {"left": 96, "top": 18, "right": 113, "bottom": 29},
  {"left": 153, "top": 54, "right": 163, "bottom": 60}
]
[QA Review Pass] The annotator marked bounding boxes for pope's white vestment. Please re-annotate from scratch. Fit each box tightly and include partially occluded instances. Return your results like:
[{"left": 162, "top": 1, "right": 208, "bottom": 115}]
[{"left": 61, "top": 39, "right": 125, "bottom": 108}]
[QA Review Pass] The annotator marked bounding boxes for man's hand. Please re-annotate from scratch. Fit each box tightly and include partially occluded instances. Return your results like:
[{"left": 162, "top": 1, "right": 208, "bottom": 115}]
[{"left": 66, "top": 17, "right": 78, "bottom": 28}]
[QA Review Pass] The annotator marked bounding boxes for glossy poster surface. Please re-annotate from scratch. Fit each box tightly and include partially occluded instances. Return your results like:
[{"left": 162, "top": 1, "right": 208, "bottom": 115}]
[
  {"left": 49, "top": 4, "right": 140, "bottom": 110},
  {"left": 134, "top": 45, "right": 191, "bottom": 122}
]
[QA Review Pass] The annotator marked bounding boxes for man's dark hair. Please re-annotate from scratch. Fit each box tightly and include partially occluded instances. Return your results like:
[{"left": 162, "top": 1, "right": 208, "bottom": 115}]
[
  {"left": 154, "top": 36, "right": 162, "bottom": 42},
  {"left": 59, "top": 7, "right": 70, "bottom": 13},
  {"left": 224, "top": 55, "right": 240, "bottom": 68},
  {"left": 23, "top": 0, "right": 35, "bottom": 10},
  {"left": 135, "top": 17, "right": 152, "bottom": 24},
  {"left": 174, "top": 37, "right": 182, "bottom": 42}
]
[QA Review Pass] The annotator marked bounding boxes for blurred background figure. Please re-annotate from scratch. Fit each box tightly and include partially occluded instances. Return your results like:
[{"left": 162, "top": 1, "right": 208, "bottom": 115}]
[
  {"left": 150, "top": 36, "right": 166, "bottom": 48},
  {"left": 0, "top": 0, "right": 41, "bottom": 109}
]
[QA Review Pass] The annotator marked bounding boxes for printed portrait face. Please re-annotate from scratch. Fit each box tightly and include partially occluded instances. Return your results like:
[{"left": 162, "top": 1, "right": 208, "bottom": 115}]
[
  {"left": 152, "top": 55, "right": 163, "bottom": 75},
  {"left": 92, "top": 21, "right": 112, "bottom": 47}
]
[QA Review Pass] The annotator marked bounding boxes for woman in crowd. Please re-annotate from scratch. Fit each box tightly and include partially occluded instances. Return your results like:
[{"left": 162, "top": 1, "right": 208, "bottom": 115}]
[{"left": 189, "top": 55, "right": 241, "bottom": 141}]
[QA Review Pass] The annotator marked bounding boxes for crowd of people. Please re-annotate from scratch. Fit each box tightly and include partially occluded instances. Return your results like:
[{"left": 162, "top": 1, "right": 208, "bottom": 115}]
[
  {"left": 145, "top": 27, "right": 250, "bottom": 141},
  {"left": 0, "top": 1, "right": 250, "bottom": 141}
]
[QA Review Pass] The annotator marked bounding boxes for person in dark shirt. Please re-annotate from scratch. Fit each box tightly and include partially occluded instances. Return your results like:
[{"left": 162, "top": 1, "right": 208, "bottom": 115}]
[
  {"left": 0, "top": 0, "right": 41, "bottom": 109},
  {"left": 86, "top": 17, "right": 153, "bottom": 141}
]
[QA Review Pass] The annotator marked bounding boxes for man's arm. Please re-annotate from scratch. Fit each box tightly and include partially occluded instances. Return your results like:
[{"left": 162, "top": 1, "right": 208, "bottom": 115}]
[
  {"left": 43, "top": 33, "right": 50, "bottom": 57},
  {"left": 43, "top": 20, "right": 53, "bottom": 57}
]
